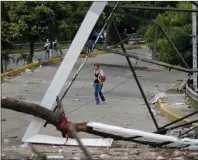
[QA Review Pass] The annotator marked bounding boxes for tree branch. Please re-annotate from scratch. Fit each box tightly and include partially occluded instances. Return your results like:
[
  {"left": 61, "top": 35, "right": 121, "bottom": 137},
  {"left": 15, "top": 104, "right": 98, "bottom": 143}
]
[
  {"left": 1, "top": 97, "right": 88, "bottom": 137},
  {"left": 2, "top": 97, "right": 63, "bottom": 126}
]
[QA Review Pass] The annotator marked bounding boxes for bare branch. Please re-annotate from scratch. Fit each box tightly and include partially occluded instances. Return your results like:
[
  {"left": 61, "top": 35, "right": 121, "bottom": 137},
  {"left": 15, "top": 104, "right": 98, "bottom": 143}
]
[
  {"left": 68, "top": 123, "right": 92, "bottom": 160},
  {"left": 2, "top": 97, "right": 63, "bottom": 126},
  {"left": 1, "top": 97, "right": 88, "bottom": 137}
]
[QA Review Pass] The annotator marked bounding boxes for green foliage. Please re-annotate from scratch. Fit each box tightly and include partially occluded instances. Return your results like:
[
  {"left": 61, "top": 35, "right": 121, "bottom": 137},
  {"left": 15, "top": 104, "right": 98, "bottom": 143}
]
[
  {"left": 144, "top": 2, "right": 193, "bottom": 67},
  {"left": 2, "top": 1, "right": 187, "bottom": 65},
  {"left": 2, "top": 1, "right": 76, "bottom": 62},
  {"left": 113, "top": 1, "right": 178, "bottom": 34}
]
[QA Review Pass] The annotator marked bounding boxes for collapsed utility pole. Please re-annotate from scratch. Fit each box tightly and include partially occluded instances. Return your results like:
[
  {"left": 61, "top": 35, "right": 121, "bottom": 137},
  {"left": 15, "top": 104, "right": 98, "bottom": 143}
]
[{"left": 192, "top": 4, "right": 198, "bottom": 92}]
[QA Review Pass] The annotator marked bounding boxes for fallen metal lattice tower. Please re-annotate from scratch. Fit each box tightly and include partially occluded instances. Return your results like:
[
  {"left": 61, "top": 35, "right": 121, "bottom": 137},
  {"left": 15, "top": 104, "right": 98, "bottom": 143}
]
[
  {"left": 22, "top": 1, "right": 198, "bottom": 149},
  {"left": 22, "top": 1, "right": 112, "bottom": 147}
]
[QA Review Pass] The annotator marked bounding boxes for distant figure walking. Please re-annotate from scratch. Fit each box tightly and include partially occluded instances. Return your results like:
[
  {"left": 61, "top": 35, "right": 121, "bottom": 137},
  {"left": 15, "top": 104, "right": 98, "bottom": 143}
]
[
  {"left": 87, "top": 40, "right": 94, "bottom": 53},
  {"left": 53, "top": 39, "right": 57, "bottom": 51},
  {"left": 93, "top": 31, "right": 99, "bottom": 40},
  {"left": 44, "top": 39, "right": 50, "bottom": 59},
  {"left": 93, "top": 64, "right": 106, "bottom": 105},
  {"left": 49, "top": 41, "right": 54, "bottom": 58}
]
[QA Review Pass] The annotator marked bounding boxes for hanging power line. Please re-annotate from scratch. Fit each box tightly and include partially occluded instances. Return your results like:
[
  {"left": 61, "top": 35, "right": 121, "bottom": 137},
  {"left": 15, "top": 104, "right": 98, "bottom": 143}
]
[{"left": 66, "top": 78, "right": 129, "bottom": 115}]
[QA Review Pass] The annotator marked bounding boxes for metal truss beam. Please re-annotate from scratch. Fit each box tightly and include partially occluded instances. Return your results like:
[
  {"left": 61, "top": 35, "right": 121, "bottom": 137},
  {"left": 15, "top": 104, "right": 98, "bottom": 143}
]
[
  {"left": 110, "top": 5, "right": 198, "bottom": 12},
  {"left": 106, "top": 49, "right": 198, "bottom": 73},
  {"left": 112, "top": 21, "right": 160, "bottom": 130},
  {"left": 127, "top": 14, "right": 198, "bottom": 38}
]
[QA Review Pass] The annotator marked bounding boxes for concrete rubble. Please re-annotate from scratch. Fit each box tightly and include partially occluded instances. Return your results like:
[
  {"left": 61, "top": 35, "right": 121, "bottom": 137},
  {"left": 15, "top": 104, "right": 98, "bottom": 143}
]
[{"left": 2, "top": 143, "right": 198, "bottom": 160}]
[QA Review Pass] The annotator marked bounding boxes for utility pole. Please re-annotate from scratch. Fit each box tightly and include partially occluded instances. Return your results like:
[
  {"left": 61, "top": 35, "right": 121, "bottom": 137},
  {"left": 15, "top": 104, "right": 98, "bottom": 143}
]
[{"left": 192, "top": 4, "right": 198, "bottom": 92}]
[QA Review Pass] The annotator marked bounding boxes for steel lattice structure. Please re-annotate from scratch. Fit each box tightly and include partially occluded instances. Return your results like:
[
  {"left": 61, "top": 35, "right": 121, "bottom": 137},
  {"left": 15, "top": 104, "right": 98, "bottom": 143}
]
[{"left": 96, "top": 1, "right": 198, "bottom": 146}]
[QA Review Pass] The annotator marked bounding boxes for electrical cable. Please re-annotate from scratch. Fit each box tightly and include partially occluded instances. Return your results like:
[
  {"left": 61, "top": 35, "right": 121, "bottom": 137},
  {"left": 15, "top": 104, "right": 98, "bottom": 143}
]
[{"left": 65, "top": 78, "right": 129, "bottom": 114}]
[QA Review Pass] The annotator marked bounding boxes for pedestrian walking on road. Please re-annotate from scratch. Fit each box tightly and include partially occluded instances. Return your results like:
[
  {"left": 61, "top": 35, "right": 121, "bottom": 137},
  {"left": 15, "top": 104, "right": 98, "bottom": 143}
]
[
  {"left": 87, "top": 40, "right": 94, "bottom": 53},
  {"left": 44, "top": 39, "right": 50, "bottom": 59},
  {"left": 49, "top": 41, "right": 54, "bottom": 59},
  {"left": 53, "top": 39, "right": 57, "bottom": 51},
  {"left": 93, "top": 64, "right": 106, "bottom": 105}
]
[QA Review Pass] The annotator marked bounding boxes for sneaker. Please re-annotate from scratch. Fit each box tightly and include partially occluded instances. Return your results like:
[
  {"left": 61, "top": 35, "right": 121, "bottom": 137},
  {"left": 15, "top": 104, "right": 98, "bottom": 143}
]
[
  {"left": 96, "top": 102, "right": 100, "bottom": 105},
  {"left": 103, "top": 101, "right": 106, "bottom": 104}
]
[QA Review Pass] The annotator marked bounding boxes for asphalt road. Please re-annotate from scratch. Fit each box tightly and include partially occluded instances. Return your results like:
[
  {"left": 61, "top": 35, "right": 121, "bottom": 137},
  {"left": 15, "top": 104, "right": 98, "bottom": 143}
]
[{"left": 2, "top": 47, "right": 187, "bottom": 147}]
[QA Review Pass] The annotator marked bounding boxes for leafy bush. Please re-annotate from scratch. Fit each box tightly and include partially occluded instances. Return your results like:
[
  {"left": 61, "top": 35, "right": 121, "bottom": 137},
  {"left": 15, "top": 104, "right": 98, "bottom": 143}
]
[{"left": 144, "top": 2, "right": 193, "bottom": 67}]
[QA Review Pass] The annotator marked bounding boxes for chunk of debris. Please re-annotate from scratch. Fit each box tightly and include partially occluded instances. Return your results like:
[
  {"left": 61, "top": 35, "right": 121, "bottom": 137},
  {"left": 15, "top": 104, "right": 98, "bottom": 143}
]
[
  {"left": 151, "top": 93, "right": 167, "bottom": 104},
  {"left": 28, "top": 80, "right": 41, "bottom": 84},
  {"left": 19, "top": 143, "right": 29, "bottom": 149},
  {"left": 133, "top": 150, "right": 140, "bottom": 155},
  {"left": 1, "top": 118, "right": 6, "bottom": 121},
  {"left": 189, "top": 152, "right": 198, "bottom": 156},
  {"left": 25, "top": 69, "right": 31, "bottom": 73},
  {"left": 8, "top": 136, "right": 17, "bottom": 138},
  {"left": 156, "top": 156, "right": 166, "bottom": 160},
  {"left": 3, "top": 139, "right": 9, "bottom": 144},
  {"left": 173, "top": 150, "right": 184, "bottom": 157},
  {"left": 58, "top": 149, "right": 63, "bottom": 153},
  {"left": 175, "top": 103, "right": 185, "bottom": 105},
  {"left": 1, "top": 154, "right": 6, "bottom": 158},
  {"left": 151, "top": 108, "right": 157, "bottom": 116},
  {"left": 46, "top": 155, "right": 64, "bottom": 159},
  {"left": 188, "top": 145, "right": 198, "bottom": 150},
  {"left": 99, "top": 154, "right": 110, "bottom": 159},
  {"left": 15, "top": 95, "right": 25, "bottom": 100},
  {"left": 71, "top": 157, "right": 80, "bottom": 160}
]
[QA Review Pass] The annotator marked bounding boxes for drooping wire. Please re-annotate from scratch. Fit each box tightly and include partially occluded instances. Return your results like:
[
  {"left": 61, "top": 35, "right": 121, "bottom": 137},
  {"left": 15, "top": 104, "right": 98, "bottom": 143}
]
[{"left": 65, "top": 78, "right": 129, "bottom": 115}]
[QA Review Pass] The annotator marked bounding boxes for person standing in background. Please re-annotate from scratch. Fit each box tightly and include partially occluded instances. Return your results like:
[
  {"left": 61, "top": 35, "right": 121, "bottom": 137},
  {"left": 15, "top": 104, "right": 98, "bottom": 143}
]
[
  {"left": 44, "top": 39, "right": 50, "bottom": 59},
  {"left": 49, "top": 40, "right": 54, "bottom": 59},
  {"left": 53, "top": 39, "right": 57, "bottom": 50},
  {"left": 87, "top": 39, "right": 94, "bottom": 53}
]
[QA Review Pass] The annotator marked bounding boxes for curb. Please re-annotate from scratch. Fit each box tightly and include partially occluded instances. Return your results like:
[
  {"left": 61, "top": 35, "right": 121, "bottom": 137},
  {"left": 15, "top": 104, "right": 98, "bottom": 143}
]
[
  {"left": 186, "top": 83, "right": 198, "bottom": 103},
  {"left": 1, "top": 57, "right": 63, "bottom": 79},
  {"left": 156, "top": 99, "right": 198, "bottom": 127},
  {"left": 1, "top": 45, "right": 145, "bottom": 79},
  {"left": 156, "top": 80, "right": 198, "bottom": 127},
  {"left": 1, "top": 52, "right": 106, "bottom": 79}
]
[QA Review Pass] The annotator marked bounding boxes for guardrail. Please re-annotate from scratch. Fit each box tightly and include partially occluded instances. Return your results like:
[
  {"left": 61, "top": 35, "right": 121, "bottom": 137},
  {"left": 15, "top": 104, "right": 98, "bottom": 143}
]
[
  {"left": 13, "top": 41, "right": 71, "bottom": 46},
  {"left": 186, "top": 83, "right": 198, "bottom": 103}
]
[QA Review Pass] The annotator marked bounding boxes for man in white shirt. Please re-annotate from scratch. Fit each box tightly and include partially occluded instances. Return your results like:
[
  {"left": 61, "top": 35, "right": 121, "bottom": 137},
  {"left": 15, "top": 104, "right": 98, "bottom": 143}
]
[{"left": 44, "top": 39, "right": 50, "bottom": 59}]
